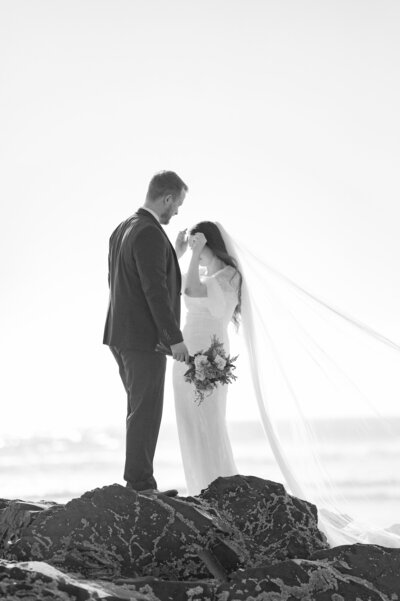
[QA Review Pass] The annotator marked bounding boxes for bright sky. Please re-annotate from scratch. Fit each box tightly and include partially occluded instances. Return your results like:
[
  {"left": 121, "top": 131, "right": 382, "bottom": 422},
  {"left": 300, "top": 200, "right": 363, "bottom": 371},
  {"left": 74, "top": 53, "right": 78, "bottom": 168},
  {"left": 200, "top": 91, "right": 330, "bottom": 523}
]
[{"left": 1, "top": 0, "right": 400, "bottom": 436}]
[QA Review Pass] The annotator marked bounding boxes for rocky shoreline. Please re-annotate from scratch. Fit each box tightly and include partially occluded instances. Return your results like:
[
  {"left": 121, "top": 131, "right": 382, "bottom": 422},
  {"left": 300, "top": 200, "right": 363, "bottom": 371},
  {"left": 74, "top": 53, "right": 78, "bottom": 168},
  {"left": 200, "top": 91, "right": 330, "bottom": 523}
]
[{"left": 1, "top": 475, "right": 399, "bottom": 600}]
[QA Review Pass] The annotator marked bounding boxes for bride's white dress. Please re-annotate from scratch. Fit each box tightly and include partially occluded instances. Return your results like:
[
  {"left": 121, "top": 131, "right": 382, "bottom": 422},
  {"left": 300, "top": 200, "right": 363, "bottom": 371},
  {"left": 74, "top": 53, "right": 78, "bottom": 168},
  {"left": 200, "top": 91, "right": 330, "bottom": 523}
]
[{"left": 173, "top": 265, "right": 240, "bottom": 495}]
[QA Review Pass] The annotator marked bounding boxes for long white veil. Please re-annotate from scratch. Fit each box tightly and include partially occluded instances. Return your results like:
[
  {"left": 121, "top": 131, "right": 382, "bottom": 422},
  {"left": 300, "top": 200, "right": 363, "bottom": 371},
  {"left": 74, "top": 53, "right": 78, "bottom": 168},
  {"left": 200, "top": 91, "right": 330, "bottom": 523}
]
[{"left": 216, "top": 222, "right": 400, "bottom": 547}]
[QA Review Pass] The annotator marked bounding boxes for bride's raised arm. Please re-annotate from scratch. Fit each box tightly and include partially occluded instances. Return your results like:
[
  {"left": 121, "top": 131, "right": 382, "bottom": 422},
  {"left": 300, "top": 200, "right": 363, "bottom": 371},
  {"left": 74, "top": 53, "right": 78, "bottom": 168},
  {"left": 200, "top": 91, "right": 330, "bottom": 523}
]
[{"left": 184, "top": 233, "right": 208, "bottom": 297}]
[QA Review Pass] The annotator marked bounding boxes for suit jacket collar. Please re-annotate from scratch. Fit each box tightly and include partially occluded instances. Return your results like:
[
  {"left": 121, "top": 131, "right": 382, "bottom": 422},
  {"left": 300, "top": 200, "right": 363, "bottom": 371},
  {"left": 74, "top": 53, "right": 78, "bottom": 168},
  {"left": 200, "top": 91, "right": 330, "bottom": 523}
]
[
  {"left": 136, "top": 207, "right": 162, "bottom": 230},
  {"left": 140, "top": 206, "right": 160, "bottom": 223},
  {"left": 135, "top": 209, "right": 179, "bottom": 265}
]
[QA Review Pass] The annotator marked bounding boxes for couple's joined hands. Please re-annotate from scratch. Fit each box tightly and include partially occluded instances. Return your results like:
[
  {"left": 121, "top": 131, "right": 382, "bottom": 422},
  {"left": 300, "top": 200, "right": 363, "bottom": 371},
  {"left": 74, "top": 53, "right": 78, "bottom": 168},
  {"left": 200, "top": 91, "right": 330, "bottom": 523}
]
[
  {"left": 175, "top": 230, "right": 207, "bottom": 260},
  {"left": 170, "top": 341, "right": 190, "bottom": 364}
]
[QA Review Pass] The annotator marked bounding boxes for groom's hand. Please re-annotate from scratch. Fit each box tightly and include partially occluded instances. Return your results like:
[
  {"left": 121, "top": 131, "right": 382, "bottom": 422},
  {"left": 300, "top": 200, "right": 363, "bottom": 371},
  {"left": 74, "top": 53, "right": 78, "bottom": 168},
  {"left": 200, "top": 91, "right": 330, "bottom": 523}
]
[
  {"left": 170, "top": 341, "right": 190, "bottom": 363},
  {"left": 175, "top": 229, "right": 188, "bottom": 260}
]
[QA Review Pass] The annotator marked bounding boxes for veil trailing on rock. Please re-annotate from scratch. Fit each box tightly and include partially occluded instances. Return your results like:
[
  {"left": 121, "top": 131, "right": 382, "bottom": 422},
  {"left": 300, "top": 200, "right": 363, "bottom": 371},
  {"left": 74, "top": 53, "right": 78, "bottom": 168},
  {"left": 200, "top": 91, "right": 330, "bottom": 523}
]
[{"left": 216, "top": 222, "right": 400, "bottom": 548}]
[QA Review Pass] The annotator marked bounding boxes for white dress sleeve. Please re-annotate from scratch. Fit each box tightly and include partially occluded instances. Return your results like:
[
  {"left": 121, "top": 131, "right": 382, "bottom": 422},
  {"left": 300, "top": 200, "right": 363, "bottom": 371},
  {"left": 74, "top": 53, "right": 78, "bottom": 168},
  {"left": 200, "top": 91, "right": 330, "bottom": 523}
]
[{"left": 203, "top": 267, "right": 240, "bottom": 319}]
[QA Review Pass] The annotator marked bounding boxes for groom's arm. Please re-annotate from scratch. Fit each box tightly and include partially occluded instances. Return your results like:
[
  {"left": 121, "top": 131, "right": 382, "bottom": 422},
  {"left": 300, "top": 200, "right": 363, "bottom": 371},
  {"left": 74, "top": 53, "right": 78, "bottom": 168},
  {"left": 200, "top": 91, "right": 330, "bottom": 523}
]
[
  {"left": 107, "top": 229, "right": 116, "bottom": 288},
  {"left": 134, "top": 226, "right": 183, "bottom": 347}
]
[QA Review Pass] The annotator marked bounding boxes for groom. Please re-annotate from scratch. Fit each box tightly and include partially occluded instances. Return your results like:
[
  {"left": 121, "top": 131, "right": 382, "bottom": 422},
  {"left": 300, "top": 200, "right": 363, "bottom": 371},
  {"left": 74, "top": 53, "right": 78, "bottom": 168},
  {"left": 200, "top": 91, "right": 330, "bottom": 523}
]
[{"left": 103, "top": 171, "right": 190, "bottom": 496}]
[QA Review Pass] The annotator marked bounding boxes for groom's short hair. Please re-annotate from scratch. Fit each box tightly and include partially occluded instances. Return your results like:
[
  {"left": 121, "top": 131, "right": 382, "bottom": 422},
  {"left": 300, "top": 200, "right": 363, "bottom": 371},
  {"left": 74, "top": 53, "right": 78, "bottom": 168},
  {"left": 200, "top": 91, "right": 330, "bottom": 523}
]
[{"left": 147, "top": 171, "right": 188, "bottom": 201}]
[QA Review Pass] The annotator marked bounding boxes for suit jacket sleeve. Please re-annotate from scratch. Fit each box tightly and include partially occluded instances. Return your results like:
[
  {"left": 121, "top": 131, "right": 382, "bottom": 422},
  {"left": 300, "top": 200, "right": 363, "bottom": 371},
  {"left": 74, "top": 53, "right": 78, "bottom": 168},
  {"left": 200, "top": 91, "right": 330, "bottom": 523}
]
[
  {"left": 134, "top": 226, "right": 183, "bottom": 347},
  {"left": 107, "top": 229, "right": 116, "bottom": 288},
  {"left": 107, "top": 237, "right": 111, "bottom": 288}
]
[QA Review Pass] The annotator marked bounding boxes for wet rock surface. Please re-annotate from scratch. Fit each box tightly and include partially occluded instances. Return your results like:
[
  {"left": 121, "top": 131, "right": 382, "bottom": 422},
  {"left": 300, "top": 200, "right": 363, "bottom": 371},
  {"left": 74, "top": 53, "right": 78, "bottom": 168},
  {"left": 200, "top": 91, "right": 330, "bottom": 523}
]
[
  {"left": 199, "top": 476, "right": 328, "bottom": 563},
  {"left": 0, "top": 475, "right": 399, "bottom": 600},
  {"left": 222, "top": 544, "right": 400, "bottom": 600}
]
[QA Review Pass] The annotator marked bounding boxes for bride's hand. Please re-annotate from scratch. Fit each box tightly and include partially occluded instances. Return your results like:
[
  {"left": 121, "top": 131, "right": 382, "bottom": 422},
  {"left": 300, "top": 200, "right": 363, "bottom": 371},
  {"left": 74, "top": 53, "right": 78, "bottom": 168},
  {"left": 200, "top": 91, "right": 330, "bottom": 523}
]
[
  {"left": 190, "top": 232, "right": 207, "bottom": 255},
  {"left": 175, "top": 229, "right": 188, "bottom": 259}
]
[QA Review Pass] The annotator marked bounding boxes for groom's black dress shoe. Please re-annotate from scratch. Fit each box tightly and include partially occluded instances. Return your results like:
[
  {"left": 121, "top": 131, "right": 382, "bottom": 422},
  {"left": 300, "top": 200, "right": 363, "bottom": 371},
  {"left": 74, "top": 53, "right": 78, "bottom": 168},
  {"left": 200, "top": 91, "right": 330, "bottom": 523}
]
[
  {"left": 139, "top": 488, "right": 179, "bottom": 497},
  {"left": 125, "top": 482, "right": 178, "bottom": 497}
]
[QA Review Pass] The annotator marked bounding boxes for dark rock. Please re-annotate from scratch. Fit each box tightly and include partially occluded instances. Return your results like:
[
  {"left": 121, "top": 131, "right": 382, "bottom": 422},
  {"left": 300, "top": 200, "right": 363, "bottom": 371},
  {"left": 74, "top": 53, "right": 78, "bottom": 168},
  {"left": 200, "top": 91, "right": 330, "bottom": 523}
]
[
  {"left": 0, "top": 499, "right": 58, "bottom": 552},
  {"left": 0, "top": 499, "right": 11, "bottom": 511},
  {"left": 311, "top": 543, "right": 400, "bottom": 596},
  {"left": 2, "top": 484, "right": 244, "bottom": 580},
  {"left": 216, "top": 543, "right": 400, "bottom": 599},
  {"left": 113, "top": 576, "right": 216, "bottom": 601},
  {"left": 198, "top": 475, "right": 328, "bottom": 563},
  {"left": 0, "top": 559, "right": 152, "bottom": 600},
  {"left": 1, "top": 476, "right": 400, "bottom": 600}
]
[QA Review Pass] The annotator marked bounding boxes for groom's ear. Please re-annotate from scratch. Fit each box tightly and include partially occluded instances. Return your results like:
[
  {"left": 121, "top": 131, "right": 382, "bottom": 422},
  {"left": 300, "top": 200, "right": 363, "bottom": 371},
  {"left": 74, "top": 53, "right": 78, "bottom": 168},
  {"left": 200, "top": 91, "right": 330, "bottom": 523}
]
[{"left": 163, "top": 193, "right": 173, "bottom": 205}]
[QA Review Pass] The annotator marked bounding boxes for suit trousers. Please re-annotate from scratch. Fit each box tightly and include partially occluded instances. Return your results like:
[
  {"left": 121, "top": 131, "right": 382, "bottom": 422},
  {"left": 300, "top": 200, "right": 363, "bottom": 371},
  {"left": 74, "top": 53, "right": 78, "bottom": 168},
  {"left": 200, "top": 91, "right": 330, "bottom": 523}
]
[{"left": 110, "top": 346, "right": 167, "bottom": 490}]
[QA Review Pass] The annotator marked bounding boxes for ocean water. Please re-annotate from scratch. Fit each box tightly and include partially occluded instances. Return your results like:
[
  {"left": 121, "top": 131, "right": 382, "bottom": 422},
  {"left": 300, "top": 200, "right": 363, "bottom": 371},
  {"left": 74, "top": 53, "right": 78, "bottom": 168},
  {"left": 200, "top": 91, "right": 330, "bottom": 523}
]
[{"left": 1, "top": 418, "right": 399, "bottom": 529}]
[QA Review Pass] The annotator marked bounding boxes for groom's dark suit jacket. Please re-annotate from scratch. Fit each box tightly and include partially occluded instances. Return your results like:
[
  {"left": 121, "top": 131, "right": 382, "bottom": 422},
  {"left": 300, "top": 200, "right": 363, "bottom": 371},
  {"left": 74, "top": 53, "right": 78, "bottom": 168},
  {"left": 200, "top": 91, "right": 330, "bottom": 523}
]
[{"left": 103, "top": 208, "right": 183, "bottom": 351}]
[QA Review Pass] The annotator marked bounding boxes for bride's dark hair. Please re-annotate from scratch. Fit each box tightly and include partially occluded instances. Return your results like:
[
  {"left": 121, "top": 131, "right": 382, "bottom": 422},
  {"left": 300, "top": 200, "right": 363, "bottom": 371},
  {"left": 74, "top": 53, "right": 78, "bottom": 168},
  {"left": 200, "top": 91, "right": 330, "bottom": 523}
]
[{"left": 189, "top": 221, "right": 242, "bottom": 329}]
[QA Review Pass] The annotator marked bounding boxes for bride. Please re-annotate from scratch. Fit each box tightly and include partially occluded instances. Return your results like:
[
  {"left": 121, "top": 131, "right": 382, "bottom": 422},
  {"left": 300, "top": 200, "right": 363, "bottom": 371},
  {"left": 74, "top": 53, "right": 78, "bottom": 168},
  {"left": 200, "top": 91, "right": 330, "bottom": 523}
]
[
  {"left": 173, "top": 220, "right": 400, "bottom": 548},
  {"left": 173, "top": 221, "right": 241, "bottom": 495}
]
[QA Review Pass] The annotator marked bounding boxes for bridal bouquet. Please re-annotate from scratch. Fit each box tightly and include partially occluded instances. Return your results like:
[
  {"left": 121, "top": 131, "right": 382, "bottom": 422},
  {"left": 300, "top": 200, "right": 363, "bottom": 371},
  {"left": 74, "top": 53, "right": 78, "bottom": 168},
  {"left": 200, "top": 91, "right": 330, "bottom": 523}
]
[{"left": 184, "top": 336, "right": 238, "bottom": 405}]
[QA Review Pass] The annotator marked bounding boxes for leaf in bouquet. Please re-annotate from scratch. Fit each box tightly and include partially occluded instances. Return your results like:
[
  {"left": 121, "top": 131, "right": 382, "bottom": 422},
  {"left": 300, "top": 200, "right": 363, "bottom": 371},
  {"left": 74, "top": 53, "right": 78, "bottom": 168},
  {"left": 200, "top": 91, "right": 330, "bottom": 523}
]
[
  {"left": 184, "top": 364, "right": 195, "bottom": 379},
  {"left": 205, "top": 364, "right": 219, "bottom": 377},
  {"left": 210, "top": 335, "right": 224, "bottom": 352}
]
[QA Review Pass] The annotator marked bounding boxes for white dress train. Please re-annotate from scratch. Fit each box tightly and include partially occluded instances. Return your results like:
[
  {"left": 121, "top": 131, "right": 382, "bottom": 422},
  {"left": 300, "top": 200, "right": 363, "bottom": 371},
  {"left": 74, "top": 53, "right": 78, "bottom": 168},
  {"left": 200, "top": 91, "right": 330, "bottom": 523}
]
[{"left": 173, "top": 265, "right": 240, "bottom": 496}]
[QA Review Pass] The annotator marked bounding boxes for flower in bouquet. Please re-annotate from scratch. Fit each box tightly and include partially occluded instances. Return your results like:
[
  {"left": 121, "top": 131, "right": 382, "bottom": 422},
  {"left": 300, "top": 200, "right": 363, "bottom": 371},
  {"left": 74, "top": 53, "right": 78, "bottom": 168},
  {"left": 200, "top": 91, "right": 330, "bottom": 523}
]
[
  {"left": 184, "top": 336, "right": 238, "bottom": 405},
  {"left": 193, "top": 354, "right": 208, "bottom": 381},
  {"left": 214, "top": 354, "right": 227, "bottom": 371}
]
